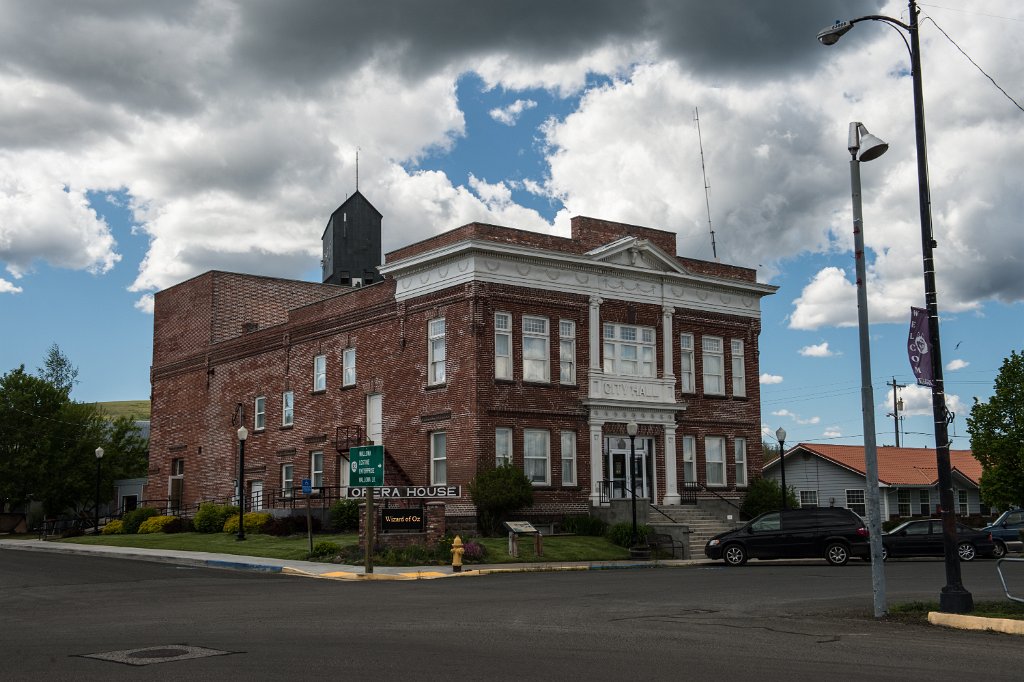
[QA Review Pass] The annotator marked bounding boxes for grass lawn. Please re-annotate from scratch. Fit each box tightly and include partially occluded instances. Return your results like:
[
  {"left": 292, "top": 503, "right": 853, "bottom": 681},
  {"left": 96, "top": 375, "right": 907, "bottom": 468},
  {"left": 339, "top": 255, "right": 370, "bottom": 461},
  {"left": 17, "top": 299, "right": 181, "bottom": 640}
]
[
  {"left": 59, "top": 532, "right": 357, "bottom": 561},
  {"left": 471, "top": 535, "right": 631, "bottom": 563},
  {"left": 93, "top": 400, "right": 151, "bottom": 419},
  {"left": 888, "top": 600, "right": 1024, "bottom": 623}
]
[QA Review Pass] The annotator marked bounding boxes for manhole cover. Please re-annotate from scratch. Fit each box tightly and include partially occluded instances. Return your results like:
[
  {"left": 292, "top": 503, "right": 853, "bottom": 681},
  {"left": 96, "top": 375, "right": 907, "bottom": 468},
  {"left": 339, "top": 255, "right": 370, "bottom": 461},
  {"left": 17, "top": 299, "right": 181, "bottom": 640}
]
[{"left": 81, "top": 645, "right": 235, "bottom": 666}]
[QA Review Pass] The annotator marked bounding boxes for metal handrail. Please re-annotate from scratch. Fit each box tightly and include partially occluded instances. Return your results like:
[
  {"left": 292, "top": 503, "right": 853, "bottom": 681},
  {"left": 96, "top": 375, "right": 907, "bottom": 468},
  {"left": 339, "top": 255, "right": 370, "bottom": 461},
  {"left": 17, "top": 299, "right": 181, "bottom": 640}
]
[
  {"left": 697, "top": 481, "right": 743, "bottom": 513},
  {"left": 995, "top": 557, "right": 1024, "bottom": 604}
]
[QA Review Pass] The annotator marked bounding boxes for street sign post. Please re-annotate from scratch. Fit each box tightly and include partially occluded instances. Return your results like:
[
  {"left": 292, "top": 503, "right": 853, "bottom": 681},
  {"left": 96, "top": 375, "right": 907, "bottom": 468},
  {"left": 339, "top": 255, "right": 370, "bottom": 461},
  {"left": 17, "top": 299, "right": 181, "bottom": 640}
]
[
  {"left": 301, "top": 478, "right": 312, "bottom": 554},
  {"left": 349, "top": 444, "right": 384, "bottom": 575}
]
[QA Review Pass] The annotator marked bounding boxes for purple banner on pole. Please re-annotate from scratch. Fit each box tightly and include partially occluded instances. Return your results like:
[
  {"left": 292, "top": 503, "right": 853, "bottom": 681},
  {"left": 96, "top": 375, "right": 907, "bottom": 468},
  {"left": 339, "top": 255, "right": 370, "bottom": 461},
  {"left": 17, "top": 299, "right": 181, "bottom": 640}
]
[{"left": 907, "top": 307, "right": 933, "bottom": 386}]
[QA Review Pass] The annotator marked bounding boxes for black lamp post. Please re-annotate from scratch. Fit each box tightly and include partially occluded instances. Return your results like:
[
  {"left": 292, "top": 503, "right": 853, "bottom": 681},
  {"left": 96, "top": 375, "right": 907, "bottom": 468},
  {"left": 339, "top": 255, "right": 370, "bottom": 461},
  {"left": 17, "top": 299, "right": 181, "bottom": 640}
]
[
  {"left": 94, "top": 447, "right": 104, "bottom": 534},
  {"left": 817, "top": 0, "right": 972, "bottom": 615},
  {"left": 237, "top": 425, "right": 248, "bottom": 541},
  {"left": 626, "top": 421, "right": 640, "bottom": 548},
  {"left": 775, "top": 427, "right": 787, "bottom": 510}
]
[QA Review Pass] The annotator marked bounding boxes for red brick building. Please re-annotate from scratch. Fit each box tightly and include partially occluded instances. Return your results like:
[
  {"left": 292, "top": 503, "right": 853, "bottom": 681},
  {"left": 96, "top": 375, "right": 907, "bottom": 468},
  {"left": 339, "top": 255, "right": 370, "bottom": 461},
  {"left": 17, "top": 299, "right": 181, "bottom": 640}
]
[{"left": 145, "top": 193, "right": 776, "bottom": 526}]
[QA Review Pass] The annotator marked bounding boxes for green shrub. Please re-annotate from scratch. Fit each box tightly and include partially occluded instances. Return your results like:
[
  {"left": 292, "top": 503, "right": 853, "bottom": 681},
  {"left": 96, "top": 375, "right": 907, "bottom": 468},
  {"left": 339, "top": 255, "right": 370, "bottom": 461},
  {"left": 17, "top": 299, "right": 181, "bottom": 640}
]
[
  {"left": 222, "top": 512, "right": 272, "bottom": 534},
  {"left": 740, "top": 477, "right": 797, "bottom": 519},
  {"left": 194, "top": 503, "right": 238, "bottom": 533},
  {"left": 329, "top": 499, "right": 360, "bottom": 531},
  {"left": 309, "top": 541, "right": 341, "bottom": 559},
  {"left": 605, "top": 522, "right": 651, "bottom": 548},
  {"left": 468, "top": 463, "right": 534, "bottom": 536},
  {"left": 138, "top": 515, "right": 184, "bottom": 534},
  {"left": 122, "top": 507, "right": 160, "bottom": 534},
  {"left": 561, "top": 515, "right": 608, "bottom": 536},
  {"left": 102, "top": 519, "right": 125, "bottom": 535}
]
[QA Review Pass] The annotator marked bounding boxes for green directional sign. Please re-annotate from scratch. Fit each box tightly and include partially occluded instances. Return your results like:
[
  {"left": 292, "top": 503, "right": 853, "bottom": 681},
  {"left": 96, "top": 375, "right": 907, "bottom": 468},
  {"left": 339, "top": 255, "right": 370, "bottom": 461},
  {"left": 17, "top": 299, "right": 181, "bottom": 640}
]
[{"left": 350, "top": 444, "right": 384, "bottom": 487}]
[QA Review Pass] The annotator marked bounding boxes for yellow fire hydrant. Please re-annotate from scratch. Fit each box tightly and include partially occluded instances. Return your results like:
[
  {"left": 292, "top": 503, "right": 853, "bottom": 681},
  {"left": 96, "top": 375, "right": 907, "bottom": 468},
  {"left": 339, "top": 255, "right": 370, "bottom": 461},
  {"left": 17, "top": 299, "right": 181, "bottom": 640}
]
[{"left": 451, "top": 535, "right": 465, "bottom": 572}]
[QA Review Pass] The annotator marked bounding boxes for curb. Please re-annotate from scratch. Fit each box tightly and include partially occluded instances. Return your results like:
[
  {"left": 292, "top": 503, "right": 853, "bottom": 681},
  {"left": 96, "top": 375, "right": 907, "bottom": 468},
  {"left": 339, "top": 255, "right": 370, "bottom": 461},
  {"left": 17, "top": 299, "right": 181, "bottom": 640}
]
[{"left": 928, "top": 611, "right": 1024, "bottom": 636}]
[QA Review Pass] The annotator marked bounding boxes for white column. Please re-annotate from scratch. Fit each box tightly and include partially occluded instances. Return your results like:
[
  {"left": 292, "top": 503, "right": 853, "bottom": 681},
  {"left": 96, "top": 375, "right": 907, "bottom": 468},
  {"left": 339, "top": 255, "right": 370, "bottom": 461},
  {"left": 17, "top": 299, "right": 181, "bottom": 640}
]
[
  {"left": 662, "top": 305, "right": 675, "bottom": 380},
  {"left": 589, "top": 295, "right": 603, "bottom": 371},
  {"left": 662, "top": 423, "right": 681, "bottom": 505},
  {"left": 588, "top": 420, "right": 605, "bottom": 506}
]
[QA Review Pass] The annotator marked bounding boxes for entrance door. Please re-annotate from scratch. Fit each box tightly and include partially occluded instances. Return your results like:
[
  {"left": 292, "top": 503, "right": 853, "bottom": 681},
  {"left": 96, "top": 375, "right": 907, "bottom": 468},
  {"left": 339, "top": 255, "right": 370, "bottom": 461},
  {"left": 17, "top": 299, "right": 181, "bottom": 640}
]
[
  {"left": 250, "top": 480, "right": 264, "bottom": 511},
  {"left": 606, "top": 438, "right": 649, "bottom": 499}
]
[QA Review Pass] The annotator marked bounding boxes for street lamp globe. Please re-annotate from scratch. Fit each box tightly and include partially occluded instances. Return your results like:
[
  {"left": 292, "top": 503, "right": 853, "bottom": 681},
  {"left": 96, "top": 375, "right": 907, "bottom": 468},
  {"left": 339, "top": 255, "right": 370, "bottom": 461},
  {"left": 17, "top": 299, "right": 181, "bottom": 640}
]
[{"left": 95, "top": 447, "right": 104, "bottom": 460}]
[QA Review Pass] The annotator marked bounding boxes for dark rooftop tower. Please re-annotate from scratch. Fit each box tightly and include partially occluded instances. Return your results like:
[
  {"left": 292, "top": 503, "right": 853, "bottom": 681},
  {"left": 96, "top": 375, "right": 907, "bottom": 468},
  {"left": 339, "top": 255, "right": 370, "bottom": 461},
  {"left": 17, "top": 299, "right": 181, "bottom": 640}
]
[{"left": 321, "top": 191, "right": 382, "bottom": 286}]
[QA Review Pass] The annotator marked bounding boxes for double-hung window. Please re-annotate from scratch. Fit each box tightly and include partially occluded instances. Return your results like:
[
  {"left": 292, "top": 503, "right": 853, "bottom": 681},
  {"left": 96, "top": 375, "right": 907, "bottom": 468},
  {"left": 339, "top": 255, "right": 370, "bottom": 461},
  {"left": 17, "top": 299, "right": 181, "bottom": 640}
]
[
  {"left": 282, "top": 391, "right": 294, "bottom": 427},
  {"left": 603, "top": 323, "right": 655, "bottom": 377},
  {"left": 731, "top": 339, "right": 745, "bottom": 397},
  {"left": 702, "top": 336, "right": 724, "bottom": 395},
  {"left": 705, "top": 436, "right": 725, "bottom": 486},
  {"left": 524, "top": 429, "right": 550, "bottom": 485},
  {"left": 343, "top": 348, "right": 356, "bottom": 387},
  {"left": 735, "top": 437, "right": 747, "bottom": 486},
  {"left": 957, "top": 489, "right": 968, "bottom": 516},
  {"left": 679, "top": 333, "right": 694, "bottom": 393},
  {"left": 559, "top": 320, "right": 576, "bottom": 384},
  {"left": 682, "top": 435, "right": 695, "bottom": 483},
  {"left": 846, "top": 489, "right": 866, "bottom": 516},
  {"left": 428, "top": 318, "right": 446, "bottom": 385},
  {"left": 431, "top": 431, "right": 447, "bottom": 485},
  {"left": 313, "top": 354, "right": 327, "bottom": 392},
  {"left": 799, "top": 490, "right": 818, "bottom": 508},
  {"left": 495, "top": 313, "right": 512, "bottom": 380},
  {"left": 254, "top": 396, "right": 266, "bottom": 431},
  {"left": 919, "top": 489, "right": 931, "bottom": 516},
  {"left": 495, "top": 428, "right": 512, "bottom": 466},
  {"left": 898, "top": 489, "right": 912, "bottom": 517},
  {"left": 310, "top": 451, "right": 323, "bottom": 489},
  {"left": 523, "top": 316, "right": 550, "bottom": 382},
  {"left": 281, "top": 463, "right": 294, "bottom": 498},
  {"left": 561, "top": 431, "right": 576, "bottom": 486}
]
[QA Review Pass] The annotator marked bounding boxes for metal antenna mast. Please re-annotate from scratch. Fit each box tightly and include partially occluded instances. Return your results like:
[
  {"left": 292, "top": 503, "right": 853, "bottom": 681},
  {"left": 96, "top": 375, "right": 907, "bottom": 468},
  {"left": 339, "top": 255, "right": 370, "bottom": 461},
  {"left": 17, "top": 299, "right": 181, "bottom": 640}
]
[
  {"left": 695, "top": 107, "right": 717, "bottom": 261},
  {"left": 355, "top": 147, "right": 360, "bottom": 192}
]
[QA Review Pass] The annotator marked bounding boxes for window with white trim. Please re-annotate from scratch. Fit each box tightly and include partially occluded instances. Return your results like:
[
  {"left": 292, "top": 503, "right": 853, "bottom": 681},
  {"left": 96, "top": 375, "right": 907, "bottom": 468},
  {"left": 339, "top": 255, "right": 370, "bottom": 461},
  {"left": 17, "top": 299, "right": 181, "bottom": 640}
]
[
  {"left": 679, "top": 333, "right": 694, "bottom": 393},
  {"left": 799, "top": 490, "right": 818, "bottom": 507},
  {"left": 561, "top": 431, "right": 576, "bottom": 486},
  {"left": 919, "top": 489, "right": 930, "bottom": 516},
  {"left": 846, "top": 489, "right": 866, "bottom": 516},
  {"left": 603, "top": 323, "right": 655, "bottom": 377},
  {"left": 559, "top": 320, "right": 576, "bottom": 384},
  {"left": 310, "top": 451, "right": 323, "bottom": 489},
  {"left": 366, "top": 394, "right": 382, "bottom": 444},
  {"left": 523, "top": 316, "right": 550, "bottom": 382},
  {"left": 254, "top": 396, "right": 266, "bottom": 431},
  {"left": 495, "top": 428, "right": 512, "bottom": 466},
  {"left": 313, "top": 354, "right": 327, "bottom": 392},
  {"left": 706, "top": 436, "right": 726, "bottom": 487},
  {"left": 682, "top": 435, "right": 695, "bottom": 483},
  {"left": 281, "top": 463, "right": 294, "bottom": 498},
  {"left": 431, "top": 431, "right": 447, "bottom": 485},
  {"left": 702, "top": 336, "right": 724, "bottom": 394},
  {"left": 343, "top": 348, "right": 356, "bottom": 387},
  {"left": 282, "top": 391, "right": 294, "bottom": 427},
  {"left": 428, "top": 318, "right": 446, "bottom": 385},
  {"left": 731, "top": 339, "right": 745, "bottom": 397},
  {"left": 495, "top": 312, "right": 512, "bottom": 380},
  {"left": 524, "top": 429, "right": 550, "bottom": 485},
  {"left": 957, "top": 489, "right": 968, "bottom": 516},
  {"left": 735, "top": 437, "right": 747, "bottom": 487},
  {"left": 898, "top": 489, "right": 912, "bottom": 517}
]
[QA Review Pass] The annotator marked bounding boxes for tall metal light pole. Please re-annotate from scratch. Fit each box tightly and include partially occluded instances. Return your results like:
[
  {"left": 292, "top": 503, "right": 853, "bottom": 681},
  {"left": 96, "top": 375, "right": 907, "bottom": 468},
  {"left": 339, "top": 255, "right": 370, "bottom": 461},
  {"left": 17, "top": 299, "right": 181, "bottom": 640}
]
[
  {"left": 848, "top": 121, "right": 889, "bottom": 618},
  {"left": 237, "top": 425, "right": 248, "bottom": 541},
  {"left": 887, "top": 378, "right": 906, "bottom": 447},
  {"left": 818, "top": 0, "right": 972, "bottom": 614},
  {"left": 94, "top": 447, "right": 104, "bottom": 534},
  {"left": 775, "top": 427, "right": 787, "bottom": 510},
  {"left": 626, "top": 421, "right": 639, "bottom": 548}
]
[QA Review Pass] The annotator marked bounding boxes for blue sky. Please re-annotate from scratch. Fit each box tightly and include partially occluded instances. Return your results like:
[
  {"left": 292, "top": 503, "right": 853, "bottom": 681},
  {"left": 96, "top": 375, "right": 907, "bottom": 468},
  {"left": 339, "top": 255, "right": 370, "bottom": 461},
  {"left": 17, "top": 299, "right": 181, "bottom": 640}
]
[{"left": 1, "top": 1, "right": 1021, "bottom": 451}]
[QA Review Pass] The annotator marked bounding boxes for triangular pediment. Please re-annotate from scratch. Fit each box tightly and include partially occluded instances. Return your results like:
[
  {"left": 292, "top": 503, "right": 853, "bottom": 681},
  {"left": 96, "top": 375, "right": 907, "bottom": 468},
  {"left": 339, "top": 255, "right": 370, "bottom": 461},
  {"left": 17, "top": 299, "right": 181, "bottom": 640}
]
[{"left": 586, "top": 237, "right": 690, "bottom": 275}]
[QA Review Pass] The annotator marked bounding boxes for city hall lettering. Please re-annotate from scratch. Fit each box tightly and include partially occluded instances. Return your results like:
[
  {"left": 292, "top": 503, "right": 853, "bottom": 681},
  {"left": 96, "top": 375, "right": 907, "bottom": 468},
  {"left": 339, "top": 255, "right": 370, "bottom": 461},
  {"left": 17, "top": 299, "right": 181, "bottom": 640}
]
[
  {"left": 602, "top": 381, "right": 655, "bottom": 398},
  {"left": 346, "top": 486, "right": 462, "bottom": 499}
]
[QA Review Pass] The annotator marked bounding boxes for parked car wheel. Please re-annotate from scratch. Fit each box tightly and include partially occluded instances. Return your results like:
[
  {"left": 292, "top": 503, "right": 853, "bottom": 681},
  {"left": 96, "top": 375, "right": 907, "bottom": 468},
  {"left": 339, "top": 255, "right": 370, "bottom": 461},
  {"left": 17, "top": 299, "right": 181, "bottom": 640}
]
[
  {"left": 957, "top": 542, "right": 977, "bottom": 562},
  {"left": 992, "top": 540, "right": 1007, "bottom": 559},
  {"left": 825, "top": 542, "right": 850, "bottom": 566},
  {"left": 723, "top": 543, "right": 747, "bottom": 566}
]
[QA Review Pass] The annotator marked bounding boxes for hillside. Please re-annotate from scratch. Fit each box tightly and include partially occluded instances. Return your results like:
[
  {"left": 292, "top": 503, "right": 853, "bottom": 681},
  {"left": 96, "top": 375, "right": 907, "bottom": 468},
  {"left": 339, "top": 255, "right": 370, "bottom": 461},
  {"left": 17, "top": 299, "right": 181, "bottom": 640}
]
[{"left": 93, "top": 400, "right": 151, "bottom": 420}]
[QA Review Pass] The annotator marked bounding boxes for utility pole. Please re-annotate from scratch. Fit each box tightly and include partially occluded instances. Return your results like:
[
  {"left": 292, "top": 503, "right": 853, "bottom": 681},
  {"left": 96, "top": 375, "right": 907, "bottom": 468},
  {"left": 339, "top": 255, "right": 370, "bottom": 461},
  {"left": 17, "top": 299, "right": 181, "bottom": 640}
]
[{"left": 887, "top": 377, "right": 906, "bottom": 447}]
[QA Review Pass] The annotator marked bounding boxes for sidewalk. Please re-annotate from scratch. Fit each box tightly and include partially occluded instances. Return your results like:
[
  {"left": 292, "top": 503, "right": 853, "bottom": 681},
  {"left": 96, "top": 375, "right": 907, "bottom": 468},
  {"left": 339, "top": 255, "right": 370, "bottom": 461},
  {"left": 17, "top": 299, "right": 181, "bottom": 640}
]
[{"left": 0, "top": 538, "right": 703, "bottom": 580}]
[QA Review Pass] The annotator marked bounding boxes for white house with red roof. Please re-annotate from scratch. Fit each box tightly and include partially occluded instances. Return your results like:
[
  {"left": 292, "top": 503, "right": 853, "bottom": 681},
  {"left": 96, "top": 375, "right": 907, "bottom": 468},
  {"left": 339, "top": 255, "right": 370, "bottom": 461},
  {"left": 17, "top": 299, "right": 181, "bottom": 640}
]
[{"left": 762, "top": 444, "right": 990, "bottom": 520}]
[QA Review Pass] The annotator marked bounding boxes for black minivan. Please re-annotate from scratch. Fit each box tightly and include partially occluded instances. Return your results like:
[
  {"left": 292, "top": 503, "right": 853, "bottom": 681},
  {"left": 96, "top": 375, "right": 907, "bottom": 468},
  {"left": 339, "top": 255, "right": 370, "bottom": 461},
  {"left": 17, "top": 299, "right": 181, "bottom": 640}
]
[{"left": 705, "top": 507, "right": 870, "bottom": 566}]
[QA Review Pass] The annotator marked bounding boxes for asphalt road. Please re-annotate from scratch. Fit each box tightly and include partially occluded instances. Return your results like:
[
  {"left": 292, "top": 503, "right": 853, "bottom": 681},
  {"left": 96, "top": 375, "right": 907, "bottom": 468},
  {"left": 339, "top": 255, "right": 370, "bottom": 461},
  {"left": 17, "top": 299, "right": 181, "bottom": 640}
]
[{"left": 4, "top": 551, "right": 1023, "bottom": 681}]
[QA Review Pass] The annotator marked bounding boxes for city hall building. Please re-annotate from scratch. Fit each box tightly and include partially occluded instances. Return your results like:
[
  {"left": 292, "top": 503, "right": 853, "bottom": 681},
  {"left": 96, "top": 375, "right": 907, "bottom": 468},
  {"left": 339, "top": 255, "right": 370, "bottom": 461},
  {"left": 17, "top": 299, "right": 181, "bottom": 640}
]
[{"left": 145, "top": 192, "right": 776, "bottom": 527}]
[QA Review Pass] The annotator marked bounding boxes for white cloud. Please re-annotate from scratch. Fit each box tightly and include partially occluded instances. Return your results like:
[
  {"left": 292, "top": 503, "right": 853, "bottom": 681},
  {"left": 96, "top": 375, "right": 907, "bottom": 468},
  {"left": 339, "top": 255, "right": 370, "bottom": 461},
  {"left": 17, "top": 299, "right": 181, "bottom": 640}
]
[
  {"left": 489, "top": 99, "right": 538, "bottom": 126},
  {"left": 799, "top": 342, "right": 837, "bottom": 358},
  {"left": 946, "top": 358, "right": 969, "bottom": 371},
  {"left": 759, "top": 373, "right": 783, "bottom": 384},
  {"left": 134, "top": 293, "right": 154, "bottom": 314},
  {"left": 772, "top": 408, "right": 820, "bottom": 426},
  {"left": 823, "top": 427, "right": 842, "bottom": 438},
  {"left": 0, "top": 277, "right": 22, "bottom": 294},
  {"left": 881, "top": 383, "right": 965, "bottom": 419}
]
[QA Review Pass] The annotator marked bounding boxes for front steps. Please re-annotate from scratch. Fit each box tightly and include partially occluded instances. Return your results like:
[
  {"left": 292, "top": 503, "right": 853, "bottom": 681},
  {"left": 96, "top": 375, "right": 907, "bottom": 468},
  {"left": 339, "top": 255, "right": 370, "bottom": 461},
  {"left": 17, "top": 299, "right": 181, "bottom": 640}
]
[{"left": 650, "top": 504, "right": 742, "bottom": 558}]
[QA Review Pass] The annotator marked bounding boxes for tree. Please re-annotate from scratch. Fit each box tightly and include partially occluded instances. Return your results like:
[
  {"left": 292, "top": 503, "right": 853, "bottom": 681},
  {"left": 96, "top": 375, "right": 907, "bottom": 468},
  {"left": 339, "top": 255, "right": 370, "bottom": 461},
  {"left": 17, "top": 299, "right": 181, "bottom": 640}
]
[
  {"left": 968, "top": 350, "right": 1024, "bottom": 510},
  {"left": 468, "top": 463, "right": 534, "bottom": 536},
  {"left": 37, "top": 343, "right": 79, "bottom": 397},
  {"left": 740, "top": 476, "right": 798, "bottom": 519}
]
